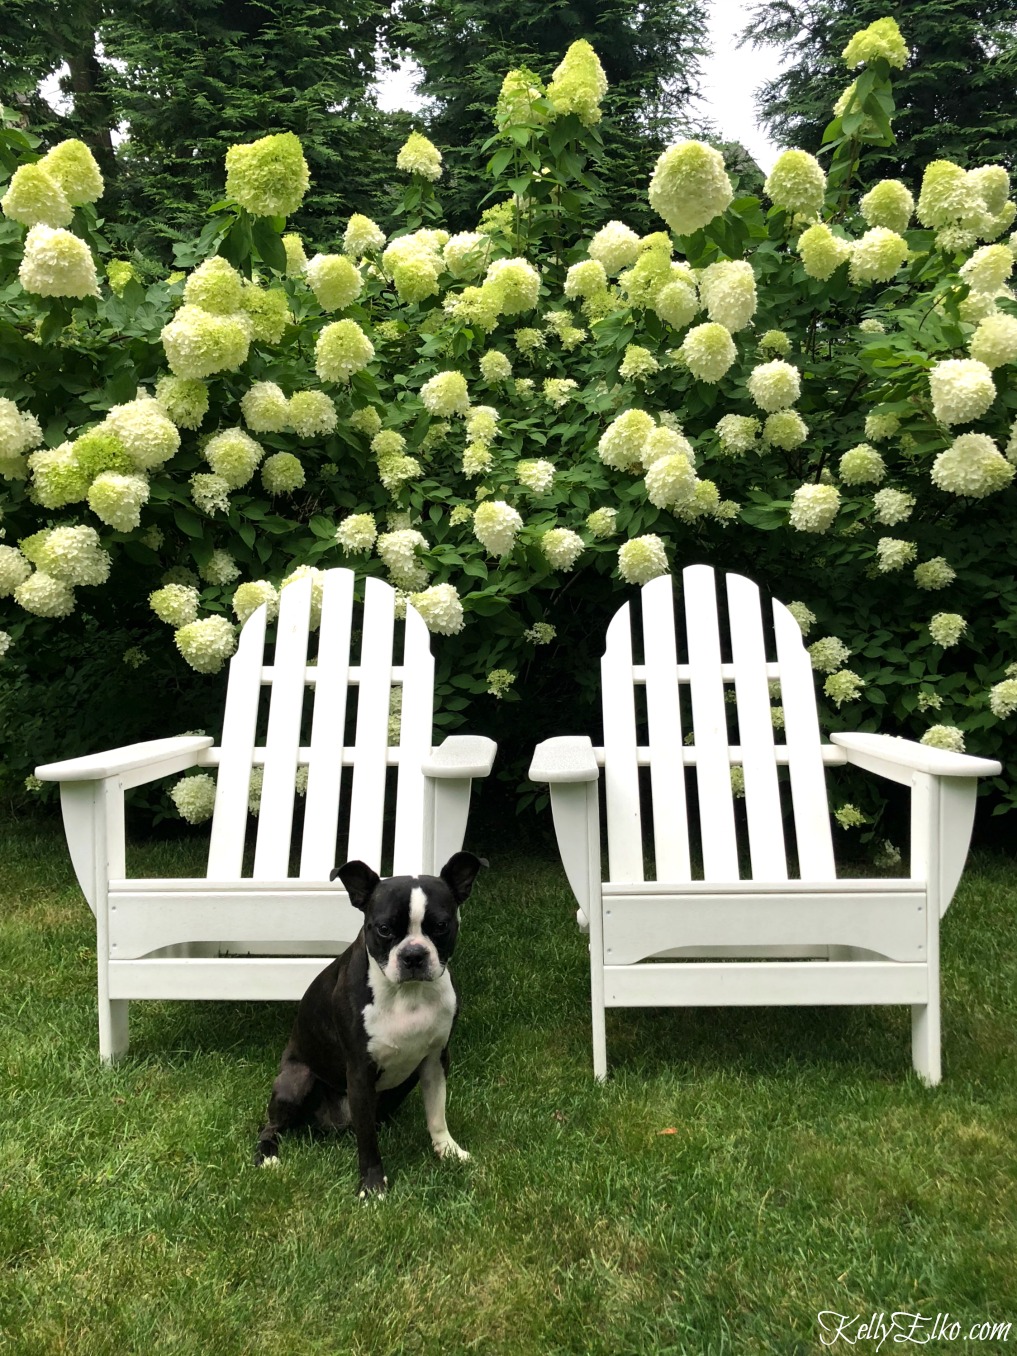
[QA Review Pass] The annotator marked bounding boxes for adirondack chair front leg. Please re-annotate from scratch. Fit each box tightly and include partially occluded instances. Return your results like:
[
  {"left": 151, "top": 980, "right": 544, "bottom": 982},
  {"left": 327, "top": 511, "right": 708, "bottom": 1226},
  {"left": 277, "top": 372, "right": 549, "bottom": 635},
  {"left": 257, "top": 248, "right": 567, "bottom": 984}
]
[
  {"left": 36, "top": 736, "right": 215, "bottom": 1062},
  {"left": 528, "top": 738, "right": 607, "bottom": 1078},
  {"left": 421, "top": 736, "right": 497, "bottom": 874}
]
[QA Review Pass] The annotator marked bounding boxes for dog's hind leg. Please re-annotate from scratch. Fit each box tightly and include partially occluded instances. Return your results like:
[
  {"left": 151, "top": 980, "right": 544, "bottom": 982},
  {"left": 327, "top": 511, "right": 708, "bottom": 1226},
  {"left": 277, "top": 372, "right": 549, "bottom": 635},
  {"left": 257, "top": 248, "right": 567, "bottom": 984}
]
[{"left": 255, "top": 1048, "right": 318, "bottom": 1166}]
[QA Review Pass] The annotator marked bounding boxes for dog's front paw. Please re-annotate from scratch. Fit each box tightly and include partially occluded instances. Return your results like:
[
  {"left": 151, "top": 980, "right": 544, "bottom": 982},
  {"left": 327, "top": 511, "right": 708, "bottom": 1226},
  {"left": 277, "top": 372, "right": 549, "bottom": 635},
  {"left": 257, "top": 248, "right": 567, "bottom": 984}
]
[
  {"left": 357, "top": 1169, "right": 388, "bottom": 1199},
  {"left": 254, "top": 1135, "right": 280, "bottom": 1168},
  {"left": 433, "top": 1133, "right": 471, "bottom": 1162}
]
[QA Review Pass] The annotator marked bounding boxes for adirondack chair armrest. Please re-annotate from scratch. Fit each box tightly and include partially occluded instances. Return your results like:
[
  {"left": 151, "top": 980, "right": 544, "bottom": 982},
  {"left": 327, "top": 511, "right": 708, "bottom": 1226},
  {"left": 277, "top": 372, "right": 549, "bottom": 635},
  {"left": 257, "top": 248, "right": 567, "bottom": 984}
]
[
  {"left": 830, "top": 732, "right": 1002, "bottom": 781},
  {"left": 35, "top": 735, "right": 215, "bottom": 786},
  {"left": 421, "top": 735, "right": 498, "bottom": 779},
  {"left": 528, "top": 736, "right": 601, "bottom": 784}
]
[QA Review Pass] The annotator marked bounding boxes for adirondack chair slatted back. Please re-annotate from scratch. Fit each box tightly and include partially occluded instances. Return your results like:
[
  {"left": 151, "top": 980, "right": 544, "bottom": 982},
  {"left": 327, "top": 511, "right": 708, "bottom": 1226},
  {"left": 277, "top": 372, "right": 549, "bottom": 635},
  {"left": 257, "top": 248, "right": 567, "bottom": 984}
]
[
  {"left": 601, "top": 564, "right": 836, "bottom": 885},
  {"left": 206, "top": 571, "right": 434, "bottom": 881}
]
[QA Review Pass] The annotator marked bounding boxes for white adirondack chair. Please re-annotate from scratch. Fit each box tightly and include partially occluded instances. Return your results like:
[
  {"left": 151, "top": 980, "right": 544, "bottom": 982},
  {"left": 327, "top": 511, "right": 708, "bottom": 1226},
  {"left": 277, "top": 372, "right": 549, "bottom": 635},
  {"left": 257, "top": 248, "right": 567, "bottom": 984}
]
[
  {"left": 36, "top": 568, "right": 496, "bottom": 1062},
  {"left": 529, "top": 564, "right": 1000, "bottom": 1086}
]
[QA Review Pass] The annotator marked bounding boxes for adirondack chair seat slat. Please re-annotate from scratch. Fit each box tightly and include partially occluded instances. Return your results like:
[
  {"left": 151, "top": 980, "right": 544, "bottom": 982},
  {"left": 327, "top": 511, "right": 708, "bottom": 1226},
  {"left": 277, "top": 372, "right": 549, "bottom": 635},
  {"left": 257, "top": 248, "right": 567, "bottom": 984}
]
[
  {"left": 530, "top": 564, "right": 1000, "bottom": 1086},
  {"left": 37, "top": 567, "right": 496, "bottom": 1061}
]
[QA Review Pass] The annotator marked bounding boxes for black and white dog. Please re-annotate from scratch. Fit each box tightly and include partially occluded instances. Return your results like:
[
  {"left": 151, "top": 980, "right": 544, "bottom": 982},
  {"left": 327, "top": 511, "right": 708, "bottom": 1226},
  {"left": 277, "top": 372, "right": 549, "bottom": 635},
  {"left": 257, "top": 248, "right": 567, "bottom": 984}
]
[{"left": 255, "top": 852, "right": 485, "bottom": 1197}]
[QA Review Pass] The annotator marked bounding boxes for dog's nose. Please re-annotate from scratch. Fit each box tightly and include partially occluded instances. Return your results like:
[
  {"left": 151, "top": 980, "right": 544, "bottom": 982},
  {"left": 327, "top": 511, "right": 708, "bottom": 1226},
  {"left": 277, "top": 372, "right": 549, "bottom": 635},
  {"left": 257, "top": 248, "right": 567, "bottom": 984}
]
[{"left": 400, "top": 944, "right": 430, "bottom": 972}]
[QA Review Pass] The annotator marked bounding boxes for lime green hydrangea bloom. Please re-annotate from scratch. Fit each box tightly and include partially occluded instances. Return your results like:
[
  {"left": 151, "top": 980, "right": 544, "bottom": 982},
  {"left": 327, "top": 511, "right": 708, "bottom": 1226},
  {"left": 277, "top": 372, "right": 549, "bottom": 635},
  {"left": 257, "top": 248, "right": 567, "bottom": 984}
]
[
  {"left": 715, "top": 414, "right": 760, "bottom": 455},
  {"left": 797, "top": 222, "right": 852, "bottom": 281},
  {"left": 681, "top": 323, "right": 736, "bottom": 383},
  {"left": 225, "top": 132, "right": 309, "bottom": 217},
  {"left": 645, "top": 451, "right": 696, "bottom": 508},
  {"left": 928, "top": 359, "right": 996, "bottom": 424},
  {"left": 764, "top": 150, "right": 826, "bottom": 218},
  {"left": 586, "top": 507, "right": 618, "bottom": 538},
  {"left": 283, "top": 233, "right": 308, "bottom": 275},
  {"left": 969, "top": 313, "right": 1017, "bottom": 369},
  {"left": 588, "top": 221, "right": 640, "bottom": 275},
  {"left": 232, "top": 580, "right": 280, "bottom": 624},
  {"left": 305, "top": 254, "right": 362, "bottom": 311},
  {"left": 920, "top": 725, "right": 965, "bottom": 753},
  {"left": 0, "top": 398, "right": 43, "bottom": 460},
  {"left": 261, "top": 452, "right": 304, "bottom": 494},
  {"left": 14, "top": 570, "right": 75, "bottom": 618},
  {"left": 160, "top": 305, "right": 251, "bottom": 379},
  {"left": 648, "top": 141, "right": 733, "bottom": 236},
  {"left": 175, "top": 615, "right": 237, "bottom": 674},
  {"left": 106, "top": 397, "right": 181, "bottom": 471},
  {"left": 699, "top": 260, "right": 756, "bottom": 332},
  {"left": 240, "top": 381, "right": 290, "bottom": 434},
  {"left": 764, "top": 410, "right": 808, "bottom": 451},
  {"left": 825, "top": 671, "right": 866, "bottom": 707},
  {"left": 315, "top": 320, "right": 374, "bottom": 383},
  {"left": 202, "top": 428, "right": 262, "bottom": 489},
  {"left": 396, "top": 132, "right": 443, "bottom": 181},
  {"left": 564, "top": 258, "right": 608, "bottom": 300},
  {"left": 410, "top": 583, "right": 465, "bottom": 636},
  {"left": 170, "top": 773, "right": 217, "bottom": 824},
  {"left": 184, "top": 256, "right": 245, "bottom": 314},
  {"left": 517, "top": 459, "right": 555, "bottom": 494},
  {"left": 929, "top": 612, "right": 966, "bottom": 647},
  {"left": 473, "top": 500, "right": 523, "bottom": 557},
  {"left": 150, "top": 583, "right": 200, "bottom": 626},
  {"left": 420, "top": 370, "right": 470, "bottom": 416},
  {"left": 787, "top": 602, "right": 817, "bottom": 636},
  {"left": 87, "top": 472, "right": 150, "bottom": 531},
  {"left": 42, "top": 139, "right": 103, "bottom": 205},
  {"left": 617, "top": 534, "right": 668, "bottom": 585},
  {"left": 289, "top": 390, "right": 337, "bottom": 439},
  {"left": 344, "top": 214, "right": 386, "bottom": 256},
  {"left": 875, "top": 537, "right": 917, "bottom": 572},
  {"left": 335, "top": 514, "right": 378, "bottom": 555},
  {"left": 541, "top": 528, "right": 584, "bottom": 571},
  {"left": 598, "top": 409, "right": 654, "bottom": 471},
  {"left": 546, "top": 39, "right": 608, "bottom": 127},
  {"left": 839, "top": 443, "right": 886, "bottom": 484},
  {"left": 30, "top": 525, "right": 110, "bottom": 586},
  {"left": 19, "top": 224, "right": 99, "bottom": 298},
  {"left": 789, "top": 483, "right": 840, "bottom": 533},
  {"left": 842, "top": 17, "right": 909, "bottom": 68},
  {"left": 377, "top": 530, "right": 430, "bottom": 591},
  {"left": 153, "top": 376, "right": 208, "bottom": 431},
  {"left": 748, "top": 360, "right": 801, "bottom": 412},
  {"left": 860, "top": 180, "right": 914, "bottom": 234},
  {"left": 495, "top": 67, "right": 547, "bottom": 130},
  {"left": 849, "top": 227, "right": 909, "bottom": 284},
  {"left": 1, "top": 163, "right": 72, "bottom": 228},
  {"left": 240, "top": 282, "right": 291, "bottom": 344},
  {"left": 654, "top": 278, "right": 698, "bottom": 329}
]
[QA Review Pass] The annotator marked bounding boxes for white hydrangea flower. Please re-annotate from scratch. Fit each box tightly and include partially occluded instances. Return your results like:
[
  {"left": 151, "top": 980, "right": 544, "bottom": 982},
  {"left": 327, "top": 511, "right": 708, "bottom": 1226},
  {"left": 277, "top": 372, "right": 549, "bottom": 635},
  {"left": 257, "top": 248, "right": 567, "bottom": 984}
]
[
  {"left": 808, "top": 636, "right": 851, "bottom": 673},
  {"left": 715, "top": 414, "right": 760, "bottom": 455},
  {"left": 928, "top": 358, "right": 996, "bottom": 425},
  {"left": 825, "top": 671, "right": 865, "bottom": 707},
  {"left": 0, "top": 545, "right": 32, "bottom": 597},
  {"left": 959, "top": 243, "right": 1014, "bottom": 293},
  {"left": 914, "top": 557, "right": 956, "bottom": 590},
  {"left": 929, "top": 612, "right": 966, "bottom": 647},
  {"left": 765, "top": 149, "right": 826, "bottom": 218},
  {"left": 200, "top": 550, "right": 240, "bottom": 586},
  {"left": 517, "top": 459, "right": 555, "bottom": 495},
  {"left": 19, "top": 224, "right": 99, "bottom": 298},
  {"left": 155, "top": 376, "right": 209, "bottom": 430},
  {"left": 681, "top": 322, "right": 736, "bottom": 383},
  {"left": 617, "top": 534, "right": 669, "bottom": 585},
  {"left": 543, "top": 378, "right": 579, "bottom": 408},
  {"left": 466, "top": 406, "right": 500, "bottom": 443},
  {"left": 786, "top": 602, "right": 816, "bottom": 635},
  {"left": 0, "top": 398, "right": 44, "bottom": 460},
  {"left": 14, "top": 570, "right": 75, "bottom": 618},
  {"left": 315, "top": 319, "right": 375, "bottom": 383},
  {"left": 797, "top": 223, "right": 852, "bottom": 280},
  {"left": 304, "top": 254, "right": 363, "bottom": 312},
  {"left": 864, "top": 412, "right": 899, "bottom": 442},
  {"left": 105, "top": 397, "right": 181, "bottom": 471},
  {"left": 789, "top": 483, "right": 840, "bottom": 533},
  {"left": 598, "top": 409, "right": 655, "bottom": 471},
  {"left": 872, "top": 488, "right": 915, "bottom": 524},
  {"left": 619, "top": 345, "right": 660, "bottom": 381},
  {"left": 241, "top": 381, "right": 291, "bottom": 433},
  {"left": 473, "top": 500, "right": 523, "bottom": 558},
  {"left": 289, "top": 390, "right": 338, "bottom": 439},
  {"left": 699, "top": 260, "right": 757, "bottom": 331},
  {"left": 232, "top": 580, "right": 279, "bottom": 624},
  {"left": 763, "top": 410, "right": 808, "bottom": 451},
  {"left": 420, "top": 370, "right": 470, "bottom": 416},
  {"left": 262, "top": 452, "right": 305, "bottom": 494},
  {"left": 190, "top": 472, "right": 231, "bottom": 517},
  {"left": 170, "top": 773, "right": 217, "bottom": 824},
  {"left": 860, "top": 180, "right": 914, "bottom": 235},
  {"left": 160, "top": 304, "right": 251, "bottom": 379},
  {"left": 931, "top": 433, "right": 1014, "bottom": 497},
  {"left": 648, "top": 140, "right": 733, "bottom": 235},
  {"left": 336, "top": 513, "right": 377, "bottom": 554},
  {"left": 645, "top": 453, "right": 696, "bottom": 508},
  {"left": 747, "top": 360, "right": 801, "bottom": 412},
  {"left": 479, "top": 350, "right": 513, "bottom": 383},
  {"left": 848, "top": 228, "right": 909, "bottom": 284},
  {"left": 409, "top": 582, "right": 465, "bottom": 635},
  {"left": 88, "top": 472, "right": 150, "bottom": 531},
  {"left": 988, "top": 678, "right": 1017, "bottom": 718},
  {"left": 969, "top": 313, "right": 1017, "bottom": 369},
  {"left": 564, "top": 258, "right": 608, "bottom": 300},
  {"left": 920, "top": 725, "right": 965, "bottom": 754},
  {"left": 485, "top": 257, "right": 541, "bottom": 315},
  {"left": 150, "top": 583, "right": 200, "bottom": 626},
  {"left": 377, "top": 529, "right": 430, "bottom": 590},
  {"left": 174, "top": 616, "right": 237, "bottom": 674},
  {"left": 31, "top": 525, "right": 110, "bottom": 586},
  {"left": 839, "top": 443, "right": 886, "bottom": 484},
  {"left": 875, "top": 537, "right": 917, "bottom": 572},
  {"left": 344, "top": 214, "right": 386, "bottom": 257},
  {"left": 205, "top": 428, "right": 264, "bottom": 489},
  {"left": 540, "top": 528, "right": 584, "bottom": 571},
  {"left": 586, "top": 507, "right": 618, "bottom": 538}
]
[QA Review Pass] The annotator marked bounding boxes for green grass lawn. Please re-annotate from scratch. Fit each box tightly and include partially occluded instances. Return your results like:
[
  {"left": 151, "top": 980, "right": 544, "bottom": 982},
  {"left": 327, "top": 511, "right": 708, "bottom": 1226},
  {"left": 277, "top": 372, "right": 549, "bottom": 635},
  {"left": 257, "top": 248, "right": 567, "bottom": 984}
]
[{"left": 2, "top": 816, "right": 1016, "bottom": 1355}]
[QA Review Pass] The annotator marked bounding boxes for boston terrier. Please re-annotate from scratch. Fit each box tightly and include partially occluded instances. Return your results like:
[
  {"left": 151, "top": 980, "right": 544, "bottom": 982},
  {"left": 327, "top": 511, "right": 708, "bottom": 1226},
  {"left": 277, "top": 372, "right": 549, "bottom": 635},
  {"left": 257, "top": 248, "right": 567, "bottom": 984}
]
[{"left": 254, "top": 851, "right": 486, "bottom": 1197}]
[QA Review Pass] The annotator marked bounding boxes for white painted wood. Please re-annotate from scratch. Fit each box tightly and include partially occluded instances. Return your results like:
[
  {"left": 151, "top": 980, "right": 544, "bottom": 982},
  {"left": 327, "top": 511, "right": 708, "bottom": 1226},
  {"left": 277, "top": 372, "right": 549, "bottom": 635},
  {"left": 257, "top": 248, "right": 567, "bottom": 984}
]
[
  {"left": 392, "top": 602, "right": 434, "bottom": 874},
  {"left": 682, "top": 565, "right": 739, "bottom": 881},
  {"left": 726, "top": 572, "right": 787, "bottom": 879},
  {"left": 603, "top": 961, "right": 929, "bottom": 1007},
  {"left": 831, "top": 731, "right": 1001, "bottom": 779},
  {"left": 771, "top": 597, "right": 837, "bottom": 881},
  {"left": 601, "top": 602, "right": 643, "bottom": 882},
  {"left": 937, "top": 779, "right": 978, "bottom": 916},
  {"left": 253, "top": 575, "right": 312, "bottom": 879},
  {"left": 36, "top": 734, "right": 213, "bottom": 782},
  {"left": 589, "top": 745, "right": 849, "bottom": 769},
  {"left": 601, "top": 890, "right": 927, "bottom": 966},
  {"left": 299, "top": 570, "right": 354, "bottom": 879},
  {"left": 207, "top": 603, "right": 267, "bottom": 879},
  {"left": 108, "top": 888, "right": 362, "bottom": 958},
  {"left": 640, "top": 575, "right": 691, "bottom": 881},
  {"left": 345, "top": 576, "right": 395, "bottom": 870},
  {"left": 108, "top": 957, "right": 334, "bottom": 1001}
]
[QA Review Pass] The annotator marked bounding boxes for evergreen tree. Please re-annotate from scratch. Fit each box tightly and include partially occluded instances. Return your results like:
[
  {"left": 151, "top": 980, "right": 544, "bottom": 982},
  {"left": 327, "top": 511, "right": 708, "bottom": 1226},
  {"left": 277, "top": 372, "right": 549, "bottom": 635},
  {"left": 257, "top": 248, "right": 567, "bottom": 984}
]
[
  {"left": 743, "top": 0, "right": 1017, "bottom": 189},
  {"left": 391, "top": 0, "right": 711, "bottom": 232}
]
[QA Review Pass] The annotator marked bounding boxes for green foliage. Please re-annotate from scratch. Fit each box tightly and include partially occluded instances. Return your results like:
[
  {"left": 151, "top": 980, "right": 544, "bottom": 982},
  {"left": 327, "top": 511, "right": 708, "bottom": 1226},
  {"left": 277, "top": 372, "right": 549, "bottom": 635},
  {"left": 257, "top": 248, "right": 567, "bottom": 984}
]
[
  {"left": 3, "top": 27, "right": 1017, "bottom": 836},
  {"left": 744, "top": 0, "right": 1017, "bottom": 191}
]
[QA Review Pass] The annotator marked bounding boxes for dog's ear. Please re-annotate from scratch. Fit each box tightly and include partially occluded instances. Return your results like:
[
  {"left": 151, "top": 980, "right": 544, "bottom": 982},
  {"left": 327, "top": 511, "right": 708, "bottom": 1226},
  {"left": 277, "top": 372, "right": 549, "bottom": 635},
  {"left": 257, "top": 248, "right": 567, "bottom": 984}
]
[
  {"left": 331, "top": 860, "right": 380, "bottom": 911},
  {"left": 439, "top": 852, "right": 487, "bottom": 905}
]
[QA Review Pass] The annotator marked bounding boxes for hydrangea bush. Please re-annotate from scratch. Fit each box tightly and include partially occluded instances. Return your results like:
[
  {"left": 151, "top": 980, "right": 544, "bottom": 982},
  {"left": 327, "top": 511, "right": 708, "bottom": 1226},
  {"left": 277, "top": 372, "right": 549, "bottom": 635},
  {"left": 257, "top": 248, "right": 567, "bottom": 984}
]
[{"left": 3, "top": 18, "right": 1017, "bottom": 830}]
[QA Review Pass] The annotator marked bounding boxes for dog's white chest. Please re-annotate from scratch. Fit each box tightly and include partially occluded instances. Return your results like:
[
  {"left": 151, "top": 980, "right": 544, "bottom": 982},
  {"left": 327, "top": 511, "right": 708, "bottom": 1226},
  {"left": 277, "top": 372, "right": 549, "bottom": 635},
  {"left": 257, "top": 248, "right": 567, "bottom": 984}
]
[{"left": 363, "top": 966, "right": 456, "bottom": 1091}]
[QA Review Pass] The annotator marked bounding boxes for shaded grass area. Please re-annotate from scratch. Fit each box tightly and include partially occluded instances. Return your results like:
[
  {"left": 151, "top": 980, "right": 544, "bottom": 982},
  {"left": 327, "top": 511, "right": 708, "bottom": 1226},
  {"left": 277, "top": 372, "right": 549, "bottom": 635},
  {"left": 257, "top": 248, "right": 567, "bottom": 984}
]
[{"left": 2, "top": 818, "right": 1016, "bottom": 1354}]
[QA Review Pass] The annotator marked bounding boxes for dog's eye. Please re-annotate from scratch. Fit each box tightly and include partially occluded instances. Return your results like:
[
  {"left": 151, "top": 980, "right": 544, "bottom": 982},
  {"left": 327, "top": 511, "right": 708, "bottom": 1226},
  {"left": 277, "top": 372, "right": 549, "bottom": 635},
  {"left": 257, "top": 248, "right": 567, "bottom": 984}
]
[
  {"left": 430, "top": 920, "right": 449, "bottom": 935},
  {"left": 373, "top": 923, "right": 394, "bottom": 941}
]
